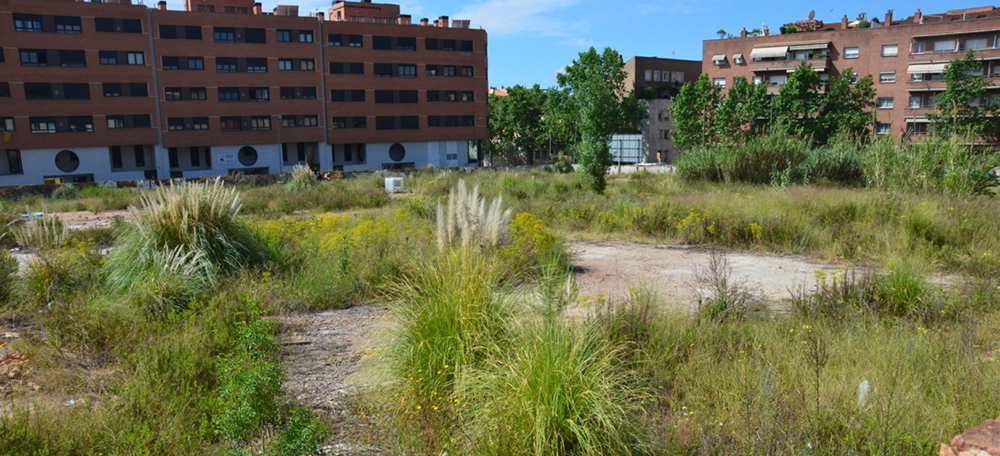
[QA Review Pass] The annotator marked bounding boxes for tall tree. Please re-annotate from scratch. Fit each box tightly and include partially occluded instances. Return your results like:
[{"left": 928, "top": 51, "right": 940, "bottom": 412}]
[
  {"left": 928, "top": 51, "right": 997, "bottom": 138},
  {"left": 773, "top": 63, "right": 823, "bottom": 138},
  {"left": 818, "top": 69, "right": 876, "bottom": 142},
  {"left": 488, "top": 85, "right": 548, "bottom": 164},
  {"left": 671, "top": 74, "right": 722, "bottom": 149},
  {"left": 557, "top": 47, "right": 645, "bottom": 193},
  {"left": 714, "top": 76, "right": 770, "bottom": 143}
]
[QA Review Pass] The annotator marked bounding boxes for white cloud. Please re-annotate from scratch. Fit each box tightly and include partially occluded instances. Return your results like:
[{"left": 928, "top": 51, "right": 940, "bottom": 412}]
[
  {"left": 559, "top": 37, "right": 595, "bottom": 49},
  {"left": 456, "top": 0, "right": 580, "bottom": 35}
]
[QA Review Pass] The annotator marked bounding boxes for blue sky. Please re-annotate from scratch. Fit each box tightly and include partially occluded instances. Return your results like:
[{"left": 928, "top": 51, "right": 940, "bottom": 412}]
[{"left": 168, "top": 0, "right": 977, "bottom": 87}]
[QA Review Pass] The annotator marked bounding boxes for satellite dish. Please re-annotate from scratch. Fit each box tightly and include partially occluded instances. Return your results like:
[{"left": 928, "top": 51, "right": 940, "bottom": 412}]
[{"left": 808, "top": 10, "right": 816, "bottom": 20}]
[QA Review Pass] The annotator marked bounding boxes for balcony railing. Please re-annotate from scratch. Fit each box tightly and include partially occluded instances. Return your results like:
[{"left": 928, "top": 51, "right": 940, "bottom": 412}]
[{"left": 749, "top": 57, "right": 829, "bottom": 72}]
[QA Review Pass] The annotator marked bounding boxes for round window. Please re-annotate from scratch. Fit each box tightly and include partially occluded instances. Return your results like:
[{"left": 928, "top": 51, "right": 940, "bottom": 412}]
[
  {"left": 55, "top": 150, "right": 80, "bottom": 173},
  {"left": 238, "top": 146, "right": 258, "bottom": 167},
  {"left": 389, "top": 143, "right": 405, "bottom": 162}
]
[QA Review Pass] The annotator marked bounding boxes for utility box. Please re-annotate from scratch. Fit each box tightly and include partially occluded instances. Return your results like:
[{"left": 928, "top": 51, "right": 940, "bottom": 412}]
[
  {"left": 609, "top": 134, "right": 645, "bottom": 165},
  {"left": 385, "top": 177, "right": 405, "bottom": 193}
]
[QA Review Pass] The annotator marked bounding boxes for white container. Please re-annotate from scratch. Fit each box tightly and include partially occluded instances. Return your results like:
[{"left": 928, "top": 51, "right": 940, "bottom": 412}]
[{"left": 385, "top": 177, "right": 405, "bottom": 193}]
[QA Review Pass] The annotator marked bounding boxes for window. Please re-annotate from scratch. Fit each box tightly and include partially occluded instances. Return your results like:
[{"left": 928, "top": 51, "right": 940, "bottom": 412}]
[
  {"left": 128, "top": 83, "right": 148, "bottom": 97},
  {"left": 185, "top": 26, "right": 202, "bottom": 40},
  {"left": 443, "top": 40, "right": 456, "bottom": 51},
  {"left": 879, "top": 71, "right": 896, "bottom": 84},
  {"left": 653, "top": 71, "right": 661, "bottom": 82},
  {"left": 165, "top": 88, "right": 183, "bottom": 100},
  {"left": 67, "top": 116, "right": 94, "bottom": 133},
  {"left": 349, "top": 35, "right": 363, "bottom": 47},
  {"left": 55, "top": 16, "right": 82, "bottom": 34},
  {"left": 876, "top": 123, "right": 891, "bottom": 135},
  {"left": 6, "top": 150, "right": 23, "bottom": 175},
  {"left": 19, "top": 49, "right": 46, "bottom": 66},
  {"left": 122, "top": 19, "right": 142, "bottom": 34},
  {"left": 167, "top": 118, "right": 185, "bottom": 131},
  {"left": 190, "top": 88, "right": 207, "bottom": 100},
  {"left": 0, "top": 83, "right": 9, "bottom": 98},
  {"left": 250, "top": 116, "right": 271, "bottom": 131},
  {"left": 282, "top": 116, "right": 297, "bottom": 128},
  {"left": 300, "top": 59, "right": 315, "bottom": 71},
  {"left": 461, "top": 66, "right": 474, "bottom": 77},
  {"left": 187, "top": 57, "right": 204, "bottom": 70},
  {"left": 30, "top": 117, "right": 57, "bottom": 134},
  {"left": 103, "top": 83, "right": 122, "bottom": 97},
  {"left": 55, "top": 150, "right": 80, "bottom": 172},
  {"left": 331, "top": 117, "right": 347, "bottom": 129},
  {"left": 374, "top": 90, "right": 393, "bottom": 104},
  {"left": 244, "top": 28, "right": 266, "bottom": 44},
  {"left": 134, "top": 146, "right": 146, "bottom": 167},
  {"left": 25, "top": 83, "right": 53, "bottom": 100},
  {"left": 238, "top": 146, "right": 257, "bottom": 166},
  {"left": 442, "top": 66, "right": 456, "bottom": 76},
  {"left": 463, "top": 116, "right": 475, "bottom": 127},
  {"left": 373, "top": 36, "right": 391, "bottom": 50},
  {"left": 712, "top": 78, "right": 726, "bottom": 88},
  {"left": 107, "top": 116, "right": 125, "bottom": 130},
  {"left": 302, "top": 115, "right": 318, "bottom": 127},
  {"left": 399, "top": 91, "right": 418, "bottom": 104},
  {"left": 111, "top": 146, "right": 124, "bottom": 169},
  {"left": 218, "top": 88, "right": 239, "bottom": 102},
  {"left": 249, "top": 88, "right": 269, "bottom": 102},
  {"left": 328, "top": 34, "right": 343, "bottom": 46},
  {"left": 428, "top": 116, "right": 441, "bottom": 127},
  {"left": 100, "top": 51, "right": 118, "bottom": 65},
  {"left": 398, "top": 37, "right": 416, "bottom": 51},
  {"left": 965, "top": 38, "right": 988, "bottom": 50},
  {"left": 60, "top": 50, "right": 85, "bottom": 67},
  {"left": 63, "top": 84, "right": 90, "bottom": 100},
  {"left": 279, "top": 59, "right": 293, "bottom": 71},
  {"left": 881, "top": 44, "right": 898, "bottom": 57},
  {"left": 160, "top": 25, "right": 178, "bottom": 39},
  {"left": 221, "top": 117, "right": 242, "bottom": 132},
  {"left": 844, "top": 47, "right": 859, "bottom": 59},
  {"left": 933, "top": 40, "right": 957, "bottom": 52},
  {"left": 14, "top": 14, "right": 43, "bottom": 32},
  {"left": 461, "top": 40, "right": 474, "bottom": 52},
  {"left": 376, "top": 117, "right": 395, "bottom": 130},
  {"left": 217, "top": 58, "right": 237, "bottom": 73},
  {"left": 302, "top": 87, "right": 317, "bottom": 99},
  {"left": 1, "top": 118, "right": 13, "bottom": 132},
  {"left": 126, "top": 52, "right": 145, "bottom": 65},
  {"left": 877, "top": 97, "right": 894, "bottom": 109},
  {"left": 461, "top": 91, "right": 475, "bottom": 102},
  {"left": 399, "top": 65, "right": 416, "bottom": 78},
  {"left": 299, "top": 31, "right": 314, "bottom": 43},
  {"left": 95, "top": 17, "right": 115, "bottom": 32},
  {"left": 374, "top": 63, "right": 393, "bottom": 77},
  {"left": 426, "top": 39, "right": 439, "bottom": 50},
  {"left": 192, "top": 118, "right": 209, "bottom": 130},
  {"left": 247, "top": 58, "right": 268, "bottom": 73},
  {"left": 214, "top": 28, "right": 235, "bottom": 43},
  {"left": 162, "top": 56, "right": 180, "bottom": 70},
  {"left": 400, "top": 117, "right": 418, "bottom": 129},
  {"left": 277, "top": 30, "right": 292, "bottom": 42}
]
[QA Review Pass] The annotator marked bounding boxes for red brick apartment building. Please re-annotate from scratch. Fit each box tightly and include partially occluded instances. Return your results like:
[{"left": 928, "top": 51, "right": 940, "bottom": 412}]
[
  {"left": 0, "top": 0, "right": 488, "bottom": 186},
  {"left": 623, "top": 56, "right": 701, "bottom": 164},
  {"left": 702, "top": 6, "right": 1000, "bottom": 141}
]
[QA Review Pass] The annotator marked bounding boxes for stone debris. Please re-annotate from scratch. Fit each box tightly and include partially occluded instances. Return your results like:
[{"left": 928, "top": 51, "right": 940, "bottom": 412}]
[{"left": 940, "top": 417, "right": 1000, "bottom": 456}]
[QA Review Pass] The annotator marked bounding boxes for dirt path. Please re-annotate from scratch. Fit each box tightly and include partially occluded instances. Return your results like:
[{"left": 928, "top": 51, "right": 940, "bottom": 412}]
[
  {"left": 277, "top": 306, "right": 388, "bottom": 455},
  {"left": 570, "top": 241, "right": 843, "bottom": 310},
  {"left": 53, "top": 210, "right": 132, "bottom": 230}
]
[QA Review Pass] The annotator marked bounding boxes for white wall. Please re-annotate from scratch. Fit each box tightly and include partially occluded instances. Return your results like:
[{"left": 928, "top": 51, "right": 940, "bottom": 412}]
[
  {"left": 343, "top": 140, "right": 470, "bottom": 171},
  {"left": 2, "top": 146, "right": 147, "bottom": 186},
  {"left": 181, "top": 143, "right": 284, "bottom": 179}
]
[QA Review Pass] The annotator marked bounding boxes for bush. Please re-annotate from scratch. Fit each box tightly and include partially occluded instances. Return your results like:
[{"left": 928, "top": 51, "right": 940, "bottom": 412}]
[
  {"left": 679, "top": 133, "right": 811, "bottom": 185},
  {"left": 50, "top": 183, "right": 80, "bottom": 200},
  {"left": 0, "top": 249, "right": 16, "bottom": 304},
  {"left": 105, "top": 179, "right": 277, "bottom": 311},
  {"left": 435, "top": 179, "right": 512, "bottom": 252},
  {"left": 13, "top": 216, "right": 67, "bottom": 251},
  {"left": 284, "top": 164, "right": 317, "bottom": 193}
]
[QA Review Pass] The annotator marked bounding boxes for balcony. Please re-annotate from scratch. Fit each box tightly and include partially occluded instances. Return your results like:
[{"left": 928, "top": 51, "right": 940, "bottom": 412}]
[
  {"left": 750, "top": 57, "right": 829, "bottom": 73},
  {"left": 905, "top": 104, "right": 936, "bottom": 112}
]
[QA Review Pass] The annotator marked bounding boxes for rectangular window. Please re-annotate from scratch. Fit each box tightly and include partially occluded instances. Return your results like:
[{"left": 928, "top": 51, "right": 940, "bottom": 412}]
[
  {"left": 399, "top": 65, "right": 416, "bottom": 78},
  {"left": 130, "top": 83, "right": 148, "bottom": 97},
  {"left": 247, "top": 58, "right": 268, "bottom": 73},
  {"left": 426, "top": 65, "right": 439, "bottom": 76},
  {"left": 461, "top": 66, "right": 474, "bottom": 77},
  {"left": 134, "top": 146, "right": 146, "bottom": 167},
  {"left": 188, "top": 57, "right": 204, "bottom": 70},
  {"left": 965, "top": 38, "right": 988, "bottom": 50},
  {"left": 299, "top": 31, "right": 314, "bottom": 43},
  {"left": 461, "top": 40, "right": 474, "bottom": 52},
  {"left": 6, "top": 150, "right": 23, "bottom": 174},
  {"left": 328, "top": 34, "right": 343, "bottom": 46},
  {"left": 349, "top": 62, "right": 364, "bottom": 74},
  {"left": 63, "top": 83, "right": 90, "bottom": 100},
  {"left": 67, "top": 116, "right": 94, "bottom": 133},
  {"left": 712, "top": 78, "right": 726, "bottom": 88},
  {"left": 100, "top": 51, "right": 118, "bottom": 65},
  {"left": 398, "top": 37, "right": 416, "bottom": 51},
  {"left": 192, "top": 118, "right": 209, "bottom": 130},
  {"left": 125, "top": 52, "right": 144, "bottom": 65},
  {"left": 218, "top": 88, "right": 239, "bottom": 102},
  {"left": 122, "top": 19, "right": 142, "bottom": 33},
  {"left": 300, "top": 59, "right": 315, "bottom": 71},
  {"left": 167, "top": 118, "right": 185, "bottom": 131},
  {"left": 19, "top": 49, "right": 46, "bottom": 66},
  {"left": 879, "top": 71, "right": 896, "bottom": 84},
  {"left": 54, "top": 16, "right": 83, "bottom": 34},
  {"left": 374, "top": 63, "right": 393, "bottom": 77},
  {"left": 185, "top": 26, "right": 202, "bottom": 39},
  {"left": 25, "top": 83, "right": 54, "bottom": 100},
  {"left": 300, "top": 87, "right": 317, "bottom": 99},
  {"left": 375, "top": 117, "right": 395, "bottom": 130},
  {"left": 249, "top": 87, "right": 269, "bottom": 101},
  {"left": 352, "top": 117, "right": 366, "bottom": 129},
  {"left": 876, "top": 123, "right": 891, "bottom": 135},
  {"left": 189, "top": 88, "right": 207, "bottom": 100},
  {"left": 933, "top": 40, "right": 956, "bottom": 52},
  {"left": 400, "top": 116, "right": 418, "bottom": 130},
  {"left": 330, "top": 90, "right": 346, "bottom": 102},
  {"left": 30, "top": 117, "right": 57, "bottom": 134},
  {"left": 60, "top": 50, "right": 86, "bottom": 67},
  {"left": 881, "top": 44, "right": 898, "bottom": 57},
  {"left": 876, "top": 97, "right": 894, "bottom": 109},
  {"left": 107, "top": 116, "right": 125, "bottom": 130},
  {"left": 103, "top": 83, "right": 122, "bottom": 97},
  {"left": 302, "top": 115, "right": 318, "bottom": 127},
  {"left": 250, "top": 116, "right": 271, "bottom": 131},
  {"left": 159, "top": 25, "right": 178, "bottom": 39},
  {"left": 244, "top": 28, "right": 266, "bottom": 43},
  {"left": 374, "top": 90, "right": 393, "bottom": 104},
  {"left": 277, "top": 30, "right": 292, "bottom": 42},
  {"left": 133, "top": 116, "right": 151, "bottom": 128},
  {"left": 221, "top": 117, "right": 241, "bottom": 132},
  {"left": 331, "top": 117, "right": 347, "bottom": 129},
  {"left": 373, "top": 36, "right": 392, "bottom": 50},
  {"left": 94, "top": 17, "right": 115, "bottom": 32},
  {"left": 110, "top": 146, "right": 123, "bottom": 169},
  {"left": 162, "top": 56, "right": 180, "bottom": 70},
  {"left": 461, "top": 91, "right": 475, "bottom": 102},
  {"left": 282, "top": 117, "right": 296, "bottom": 128},
  {"left": 217, "top": 58, "right": 237, "bottom": 73},
  {"left": 14, "top": 14, "right": 43, "bottom": 33},
  {"left": 165, "top": 87, "right": 183, "bottom": 100},
  {"left": 844, "top": 47, "right": 859, "bottom": 59},
  {"left": 349, "top": 35, "right": 363, "bottom": 47},
  {"left": 399, "top": 91, "right": 417, "bottom": 104},
  {"left": 279, "top": 59, "right": 293, "bottom": 71},
  {"left": 0, "top": 118, "right": 13, "bottom": 132},
  {"left": 214, "top": 28, "right": 235, "bottom": 42},
  {"left": 443, "top": 66, "right": 456, "bottom": 76},
  {"left": 443, "top": 40, "right": 456, "bottom": 51},
  {"left": 0, "top": 83, "right": 10, "bottom": 98}
]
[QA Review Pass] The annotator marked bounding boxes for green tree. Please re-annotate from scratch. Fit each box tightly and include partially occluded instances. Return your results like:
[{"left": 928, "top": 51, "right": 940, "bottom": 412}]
[
  {"left": 818, "top": 69, "right": 876, "bottom": 142},
  {"left": 541, "top": 87, "right": 579, "bottom": 155},
  {"left": 773, "top": 63, "right": 823, "bottom": 138},
  {"left": 714, "top": 76, "right": 770, "bottom": 143},
  {"left": 671, "top": 74, "right": 722, "bottom": 149},
  {"left": 928, "top": 51, "right": 997, "bottom": 138},
  {"left": 557, "top": 47, "right": 645, "bottom": 193},
  {"left": 488, "top": 85, "right": 548, "bottom": 165}
]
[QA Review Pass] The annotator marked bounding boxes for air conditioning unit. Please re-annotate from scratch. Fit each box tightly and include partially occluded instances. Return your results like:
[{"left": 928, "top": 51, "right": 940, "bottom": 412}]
[{"left": 385, "top": 177, "right": 404, "bottom": 193}]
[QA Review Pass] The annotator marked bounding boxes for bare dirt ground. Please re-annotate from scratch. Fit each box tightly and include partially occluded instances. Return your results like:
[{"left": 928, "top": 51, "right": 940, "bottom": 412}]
[
  {"left": 277, "top": 306, "right": 388, "bottom": 455},
  {"left": 570, "top": 241, "right": 843, "bottom": 310}
]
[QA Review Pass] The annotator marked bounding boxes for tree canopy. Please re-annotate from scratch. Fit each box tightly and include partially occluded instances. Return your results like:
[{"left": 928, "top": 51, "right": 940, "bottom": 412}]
[{"left": 928, "top": 51, "right": 998, "bottom": 138}]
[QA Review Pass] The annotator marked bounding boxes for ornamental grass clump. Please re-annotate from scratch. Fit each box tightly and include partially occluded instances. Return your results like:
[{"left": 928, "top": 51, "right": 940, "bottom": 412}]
[
  {"left": 105, "top": 178, "right": 276, "bottom": 311},
  {"left": 435, "top": 179, "right": 512, "bottom": 252},
  {"left": 285, "top": 164, "right": 318, "bottom": 193}
]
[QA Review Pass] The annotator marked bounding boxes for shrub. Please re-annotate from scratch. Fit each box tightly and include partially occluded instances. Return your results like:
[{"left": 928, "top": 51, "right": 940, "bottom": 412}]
[
  {"left": 436, "top": 179, "right": 512, "bottom": 252},
  {"left": 13, "top": 216, "right": 67, "bottom": 251},
  {"left": 284, "top": 164, "right": 317, "bottom": 193},
  {"left": 500, "top": 212, "right": 565, "bottom": 275},
  {"left": 126, "top": 247, "right": 214, "bottom": 314},
  {"left": 0, "top": 249, "right": 16, "bottom": 304},
  {"left": 678, "top": 133, "right": 811, "bottom": 185},
  {"left": 50, "top": 183, "right": 81, "bottom": 200},
  {"left": 696, "top": 251, "right": 768, "bottom": 322},
  {"left": 105, "top": 179, "right": 277, "bottom": 309}
]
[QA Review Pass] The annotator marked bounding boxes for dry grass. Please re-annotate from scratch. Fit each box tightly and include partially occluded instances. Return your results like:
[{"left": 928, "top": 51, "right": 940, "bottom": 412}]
[{"left": 436, "top": 179, "right": 512, "bottom": 252}]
